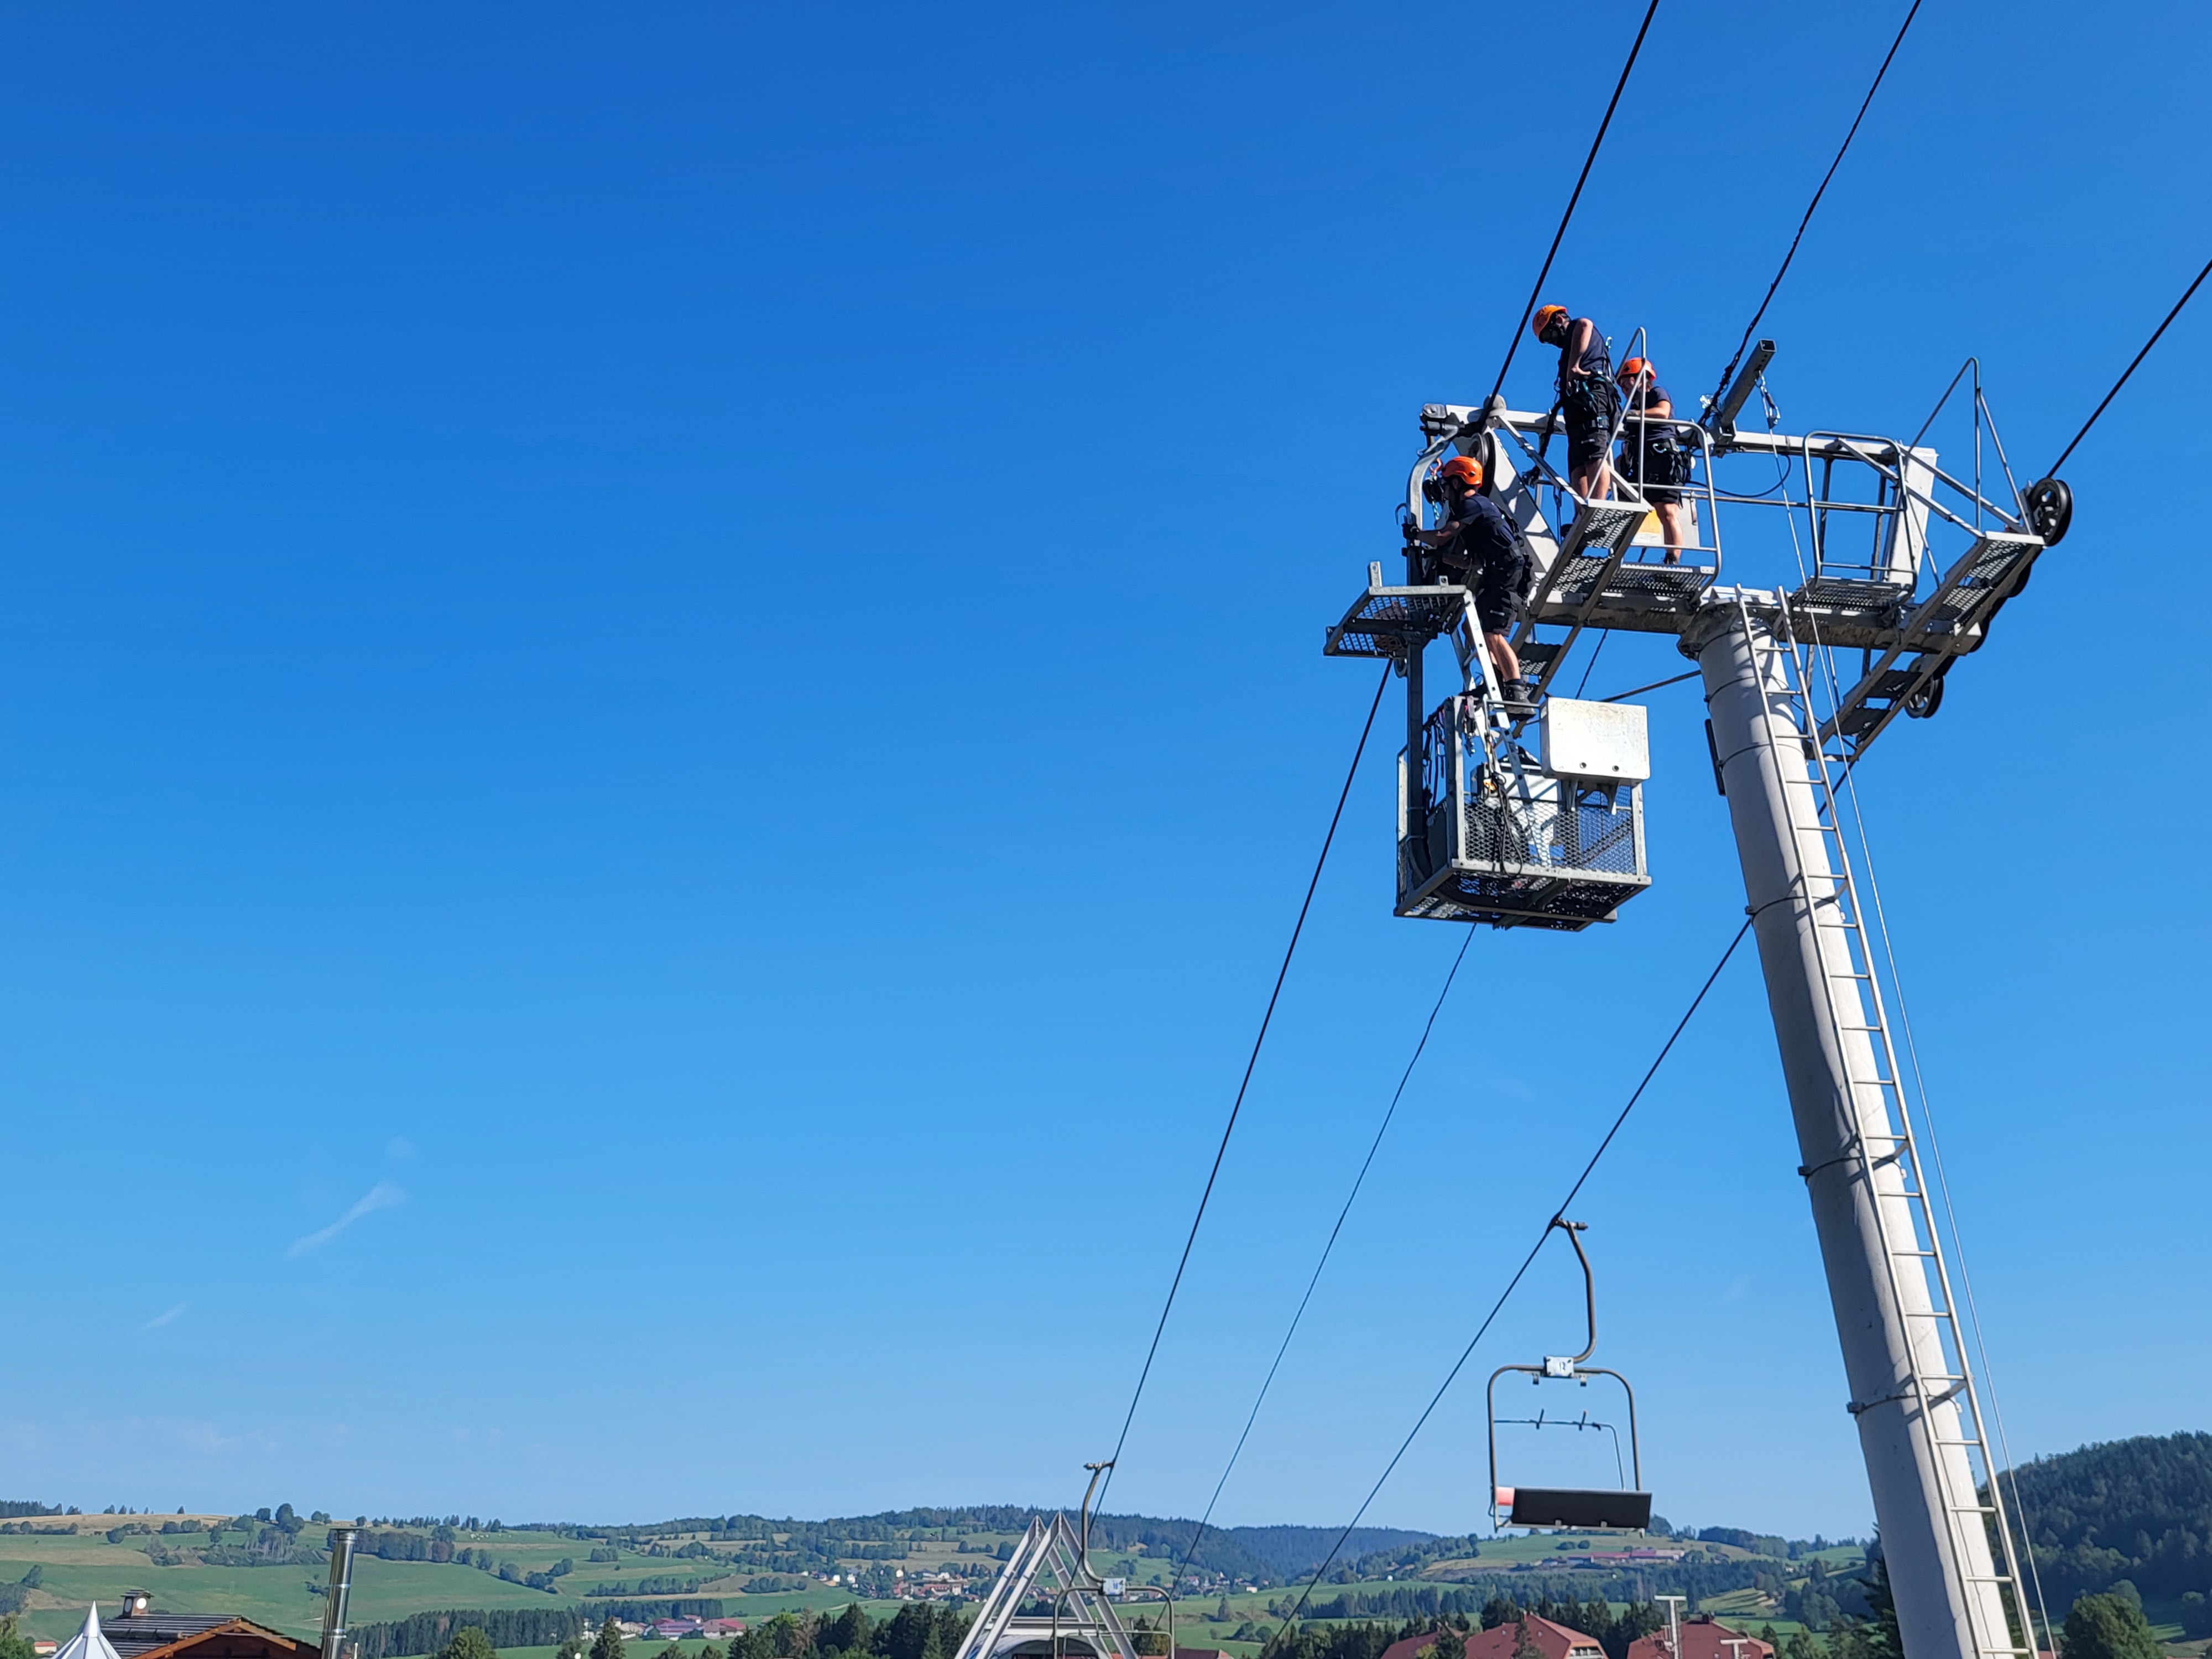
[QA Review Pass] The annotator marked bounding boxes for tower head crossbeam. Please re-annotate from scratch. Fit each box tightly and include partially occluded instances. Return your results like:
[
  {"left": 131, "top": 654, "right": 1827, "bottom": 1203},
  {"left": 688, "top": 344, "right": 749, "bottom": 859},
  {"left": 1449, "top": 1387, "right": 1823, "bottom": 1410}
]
[{"left": 1328, "top": 380, "right": 2051, "bottom": 769}]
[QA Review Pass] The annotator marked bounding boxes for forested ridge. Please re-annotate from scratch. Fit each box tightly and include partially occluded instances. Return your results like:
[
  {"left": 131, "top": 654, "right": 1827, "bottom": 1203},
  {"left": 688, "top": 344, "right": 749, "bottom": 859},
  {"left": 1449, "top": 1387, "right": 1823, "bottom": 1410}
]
[{"left": 2010, "top": 1431, "right": 2212, "bottom": 1604}]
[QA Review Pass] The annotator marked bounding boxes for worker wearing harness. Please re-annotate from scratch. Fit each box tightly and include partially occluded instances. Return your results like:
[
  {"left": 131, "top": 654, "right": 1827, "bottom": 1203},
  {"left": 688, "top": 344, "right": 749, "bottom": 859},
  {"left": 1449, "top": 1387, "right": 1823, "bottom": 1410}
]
[
  {"left": 1404, "top": 454, "right": 1539, "bottom": 709},
  {"left": 1614, "top": 356, "right": 1695, "bottom": 564},
  {"left": 1532, "top": 304, "right": 1615, "bottom": 503}
]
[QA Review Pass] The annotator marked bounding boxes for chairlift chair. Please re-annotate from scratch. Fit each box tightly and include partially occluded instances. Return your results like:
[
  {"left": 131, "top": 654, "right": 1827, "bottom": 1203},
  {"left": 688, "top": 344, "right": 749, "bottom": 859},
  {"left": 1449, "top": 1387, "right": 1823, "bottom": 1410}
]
[{"left": 1486, "top": 1219, "right": 1653, "bottom": 1532}]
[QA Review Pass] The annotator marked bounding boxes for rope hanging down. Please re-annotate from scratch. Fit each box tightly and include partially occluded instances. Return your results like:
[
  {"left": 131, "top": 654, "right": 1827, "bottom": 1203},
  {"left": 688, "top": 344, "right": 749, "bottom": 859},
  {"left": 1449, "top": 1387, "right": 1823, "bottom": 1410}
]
[
  {"left": 2047, "top": 252, "right": 2212, "bottom": 476},
  {"left": 1705, "top": 0, "right": 1922, "bottom": 411},
  {"left": 1254, "top": 917, "right": 1755, "bottom": 1659},
  {"left": 1486, "top": 0, "right": 1660, "bottom": 404},
  {"left": 1173, "top": 928, "right": 1478, "bottom": 1584},
  {"left": 1094, "top": 662, "right": 1391, "bottom": 1510}
]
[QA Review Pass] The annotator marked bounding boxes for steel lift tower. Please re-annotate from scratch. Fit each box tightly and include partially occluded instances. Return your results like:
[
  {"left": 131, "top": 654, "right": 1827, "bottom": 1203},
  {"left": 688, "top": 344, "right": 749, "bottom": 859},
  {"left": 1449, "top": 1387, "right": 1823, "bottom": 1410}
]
[{"left": 1323, "top": 349, "right": 2069, "bottom": 1659}]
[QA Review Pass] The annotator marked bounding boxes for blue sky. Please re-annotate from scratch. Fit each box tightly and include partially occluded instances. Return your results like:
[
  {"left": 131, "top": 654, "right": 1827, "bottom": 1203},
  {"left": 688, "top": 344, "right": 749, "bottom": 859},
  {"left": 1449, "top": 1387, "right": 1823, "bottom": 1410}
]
[{"left": 0, "top": 1, "right": 2204, "bottom": 1543}]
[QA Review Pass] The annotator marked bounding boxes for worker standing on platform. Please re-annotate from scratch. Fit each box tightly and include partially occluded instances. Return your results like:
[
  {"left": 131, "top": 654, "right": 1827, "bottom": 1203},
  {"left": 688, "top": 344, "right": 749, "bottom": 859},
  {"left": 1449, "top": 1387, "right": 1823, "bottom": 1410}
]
[
  {"left": 1615, "top": 357, "right": 1694, "bottom": 564},
  {"left": 1532, "top": 304, "right": 1616, "bottom": 502},
  {"left": 1404, "top": 454, "right": 1537, "bottom": 709}
]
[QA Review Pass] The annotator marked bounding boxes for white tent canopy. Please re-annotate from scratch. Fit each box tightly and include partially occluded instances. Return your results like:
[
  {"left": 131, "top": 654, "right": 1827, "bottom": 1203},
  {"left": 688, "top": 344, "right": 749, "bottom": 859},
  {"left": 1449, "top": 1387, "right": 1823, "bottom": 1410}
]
[{"left": 51, "top": 1605, "right": 125, "bottom": 1659}]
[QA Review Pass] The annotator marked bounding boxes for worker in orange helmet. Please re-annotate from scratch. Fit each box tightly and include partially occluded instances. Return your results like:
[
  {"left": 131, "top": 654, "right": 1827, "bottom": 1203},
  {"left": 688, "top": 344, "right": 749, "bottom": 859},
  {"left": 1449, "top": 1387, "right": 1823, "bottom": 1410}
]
[
  {"left": 1615, "top": 357, "right": 1695, "bottom": 564},
  {"left": 1531, "top": 304, "right": 1616, "bottom": 503},
  {"left": 1404, "top": 452, "right": 1538, "bottom": 709}
]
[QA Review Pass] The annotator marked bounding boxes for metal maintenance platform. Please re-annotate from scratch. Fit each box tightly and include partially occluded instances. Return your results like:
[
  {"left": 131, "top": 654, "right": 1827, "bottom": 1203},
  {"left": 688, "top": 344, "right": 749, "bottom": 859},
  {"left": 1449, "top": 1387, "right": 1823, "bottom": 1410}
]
[
  {"left": 1398, "top": 694, "right": 1650, "bottom": 929},
  {"left": 1325, "top": 346, "right": 2057, "bottom": 926}
]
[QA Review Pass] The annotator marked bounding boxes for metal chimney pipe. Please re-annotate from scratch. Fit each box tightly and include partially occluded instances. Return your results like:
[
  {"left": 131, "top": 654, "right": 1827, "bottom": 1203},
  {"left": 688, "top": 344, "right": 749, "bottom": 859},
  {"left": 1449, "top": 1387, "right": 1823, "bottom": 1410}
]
[{"left": 320, "top": 1528, "right": 358, "bottom": 1659}]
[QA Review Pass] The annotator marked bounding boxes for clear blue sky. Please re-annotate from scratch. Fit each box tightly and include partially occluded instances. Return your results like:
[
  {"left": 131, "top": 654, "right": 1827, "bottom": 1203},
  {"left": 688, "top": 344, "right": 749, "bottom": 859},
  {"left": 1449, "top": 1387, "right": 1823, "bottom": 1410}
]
[{"left": 1, "top": 1, "right": 2204, "bottom": 1543}]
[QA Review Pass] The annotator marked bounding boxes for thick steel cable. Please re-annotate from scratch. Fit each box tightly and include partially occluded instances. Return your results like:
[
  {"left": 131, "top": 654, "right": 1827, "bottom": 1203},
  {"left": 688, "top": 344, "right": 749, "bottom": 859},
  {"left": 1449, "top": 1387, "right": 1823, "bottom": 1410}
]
[
  {"left": 1486, "top": 0, "right": 1660, "bottom": 404},
  {"left": 1254, "top": 917, "right": 1754, "bottom": 1659},
  {"left": 1172, "top": 927, "right": 1478, "bottom": 1583},
  {"left": 1569, "top": 632, "right": 1610, "bottom": 699},
  {"left": 1094, "top": 662, "right": 1392, "bottom": 1512},
  {"left": 1705, "top": 0, "right": 1923, "bottom": 414},
  {"left": 2048, "top": 252, "right": 2212, "bottom": 476}
]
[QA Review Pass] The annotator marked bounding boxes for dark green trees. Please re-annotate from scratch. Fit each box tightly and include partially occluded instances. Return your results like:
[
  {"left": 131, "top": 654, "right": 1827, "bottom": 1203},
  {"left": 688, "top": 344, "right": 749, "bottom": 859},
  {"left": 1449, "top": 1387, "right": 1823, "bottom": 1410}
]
[
  {"left": 2059, "top": 1594, "right": 2163, "bottom": 1659},
  {"left": 436, "top": 1629, "right": 497, "bottom": 1659}
]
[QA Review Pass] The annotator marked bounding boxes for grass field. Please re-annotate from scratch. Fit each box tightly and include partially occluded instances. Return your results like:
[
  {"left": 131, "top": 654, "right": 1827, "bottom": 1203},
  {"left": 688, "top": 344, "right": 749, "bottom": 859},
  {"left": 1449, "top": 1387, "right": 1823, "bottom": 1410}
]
[
  {"left": 0, "top": 1523, "right": 1007, "bottom": 1647},
  {"left": 0, "top": 1520, "right": 1918, "bottom": 1659}
]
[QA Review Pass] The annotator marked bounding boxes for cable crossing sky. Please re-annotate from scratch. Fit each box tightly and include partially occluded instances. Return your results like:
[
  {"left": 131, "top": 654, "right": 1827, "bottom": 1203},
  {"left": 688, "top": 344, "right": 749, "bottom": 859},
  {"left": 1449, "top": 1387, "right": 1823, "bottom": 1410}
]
[
  {"left": 1110, "top": 0, "right": 1672, "bottom": 1527},
  {"left": 1485, "top": 0, "right": 1658, "bottom": 405},
  {"left": 2047, "top": 251, "right": 2212, "bottom": 476},
  {"left": 1171, "top": 927, "right": 1478, "bottom": 1586},
  {"left": 1253, "top": 920, "right": 1755, "bottom": 1659},
  {"left": 1704, "top": 0, "right": 1923, "bottom": 414},
  {"left": 1093, "top": 662, "right": 1389, "bottom": 1513}
]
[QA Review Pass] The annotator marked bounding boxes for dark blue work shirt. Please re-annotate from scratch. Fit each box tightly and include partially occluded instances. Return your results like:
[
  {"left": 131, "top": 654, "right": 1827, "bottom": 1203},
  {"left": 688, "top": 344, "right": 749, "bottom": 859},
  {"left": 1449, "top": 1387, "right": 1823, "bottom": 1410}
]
[
  {"left": 1557, "top": 319, "right": 1613, "bottom": 392},
  {"left": 1442, "top": 491, "right": 1528, "bottom": 583}
]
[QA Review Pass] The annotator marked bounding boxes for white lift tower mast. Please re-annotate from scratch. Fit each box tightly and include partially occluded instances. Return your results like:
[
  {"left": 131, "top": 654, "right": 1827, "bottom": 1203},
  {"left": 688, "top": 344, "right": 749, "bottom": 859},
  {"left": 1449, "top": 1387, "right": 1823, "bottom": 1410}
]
[{"left": 1323, "top": 352, "right": 2069, "bottom": 1659}]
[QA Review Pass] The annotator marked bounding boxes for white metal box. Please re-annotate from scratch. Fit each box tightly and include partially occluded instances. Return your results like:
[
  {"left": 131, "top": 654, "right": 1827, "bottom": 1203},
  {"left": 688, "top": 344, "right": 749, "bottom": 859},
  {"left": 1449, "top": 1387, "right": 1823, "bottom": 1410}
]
[{"left": 1541, "top": 696, "right": 1651, "bottom": 783}]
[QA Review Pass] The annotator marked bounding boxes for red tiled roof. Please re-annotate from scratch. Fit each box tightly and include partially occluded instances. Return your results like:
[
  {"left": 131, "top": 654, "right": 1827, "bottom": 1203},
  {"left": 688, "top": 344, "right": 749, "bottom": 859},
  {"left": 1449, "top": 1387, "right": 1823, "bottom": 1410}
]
[
  {"left": 1381, "top": 1618, "right": 1606, "bottom": 1659},
  {"left": 1626, "top": 1618, "right": 1773, "bottom": 1659}
]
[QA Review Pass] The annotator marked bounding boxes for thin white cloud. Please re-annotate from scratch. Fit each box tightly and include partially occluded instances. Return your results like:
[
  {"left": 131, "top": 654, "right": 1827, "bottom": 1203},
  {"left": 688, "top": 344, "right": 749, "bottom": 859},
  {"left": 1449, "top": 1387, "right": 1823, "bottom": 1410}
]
[
  {"left": 142, "top": 1302, "right": 189, "bottom": 1330},
  {"left": 386, "top": 1136, "right": 416, "bottom": 1160},
  {"left": 288, "top": 1182, "right": 409, "bottom": 1257}
]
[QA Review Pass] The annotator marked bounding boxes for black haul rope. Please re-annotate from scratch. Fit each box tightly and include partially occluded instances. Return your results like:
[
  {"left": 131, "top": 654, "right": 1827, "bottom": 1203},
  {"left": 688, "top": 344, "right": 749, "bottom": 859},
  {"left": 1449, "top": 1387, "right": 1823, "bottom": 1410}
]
[
  {"left": 1254, "top": 916, "right": 1754, "bottom": 1659},
  {"left": 1093, "top": 662, "right": 1390, "bottom": 1511}
]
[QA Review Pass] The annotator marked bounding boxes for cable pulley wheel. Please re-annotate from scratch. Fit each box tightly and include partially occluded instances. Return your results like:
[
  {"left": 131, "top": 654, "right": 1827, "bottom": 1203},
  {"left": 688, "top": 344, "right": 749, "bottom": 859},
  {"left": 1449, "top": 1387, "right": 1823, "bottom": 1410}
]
[
  {"left": 1905, "top": 672, "right": 1945, "bottom": 721},
  {"left": 2024, "top": 476, "right": 2072, "bottom": 546}
]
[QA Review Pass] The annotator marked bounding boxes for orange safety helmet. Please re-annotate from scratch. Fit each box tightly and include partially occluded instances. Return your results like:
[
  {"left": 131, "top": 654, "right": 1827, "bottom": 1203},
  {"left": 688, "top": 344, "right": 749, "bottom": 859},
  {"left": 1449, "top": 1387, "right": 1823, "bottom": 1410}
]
[
  {"left": 1530, "top": 304, "right": 1569, "bottom": 342},
  {"left": 1617, "top": 356, "right": 1655, "bottom": 387},
  {"left": 1438, "top": 454, "right": 1485, "bottom": 489}
]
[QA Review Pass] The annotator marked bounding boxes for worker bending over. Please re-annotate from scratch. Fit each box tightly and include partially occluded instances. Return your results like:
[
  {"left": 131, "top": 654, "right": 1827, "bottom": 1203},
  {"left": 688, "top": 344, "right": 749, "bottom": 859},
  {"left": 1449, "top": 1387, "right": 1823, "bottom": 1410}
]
[
  {"left": 1615, "top": 356, "right": 1694, "bottom": 564},
  {"left": 1404, "top": 454, "right": 1538, "bottom": 710},
  {"left": 1532, "top": 304, "right": 1615, "bottom": 502}
]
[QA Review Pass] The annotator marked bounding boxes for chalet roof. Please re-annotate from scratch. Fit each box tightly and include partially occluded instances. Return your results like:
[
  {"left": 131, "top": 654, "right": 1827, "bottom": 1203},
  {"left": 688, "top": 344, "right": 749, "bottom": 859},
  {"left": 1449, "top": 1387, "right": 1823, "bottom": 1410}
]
[
  {"left": 102, "top": 1614, "right": 317, "bottom": 1659},
  {"left": 1380, "top": 1617, "right": 1608, "bottom": 1659},
  {"left": 1625, "top": 1619, "right": 1774, "bottom": 1659}
]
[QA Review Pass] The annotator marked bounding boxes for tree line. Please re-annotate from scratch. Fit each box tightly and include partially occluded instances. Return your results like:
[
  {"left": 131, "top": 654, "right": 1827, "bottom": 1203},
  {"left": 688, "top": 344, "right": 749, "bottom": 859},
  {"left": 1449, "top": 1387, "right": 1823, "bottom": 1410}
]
[
  {"left": 585, "top": 1579, "right": 702, "bottom": 1599},
  {"left": 376, "top": 1604, "right": 980, "bottom": 1659},
  {"left": 1235, "top": 1585, "right": 1897, "bottom": 1659},
  {"left": 580, "top": 1601, "right": 728, "bottom": 1625},
  {"left": 2006, "top": 1430, "right": 2212, "bottom": 1605},
  {"left": 352, "top": 1610, "right": 588, "bottom": 1659},
  {"left": 1275, "top": 1557, "right": 1772, "bottom": 1625}
]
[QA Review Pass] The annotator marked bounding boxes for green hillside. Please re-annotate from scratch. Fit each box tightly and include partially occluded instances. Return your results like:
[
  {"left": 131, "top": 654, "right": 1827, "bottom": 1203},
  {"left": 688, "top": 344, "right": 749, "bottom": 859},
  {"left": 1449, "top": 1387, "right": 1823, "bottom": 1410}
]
[
  {"left": 2, "top": 1442, "right": 2207, "bottom": 1659},
  {"left": 2008, "top": 1431, "right": 2212, "bottom": 1631}
]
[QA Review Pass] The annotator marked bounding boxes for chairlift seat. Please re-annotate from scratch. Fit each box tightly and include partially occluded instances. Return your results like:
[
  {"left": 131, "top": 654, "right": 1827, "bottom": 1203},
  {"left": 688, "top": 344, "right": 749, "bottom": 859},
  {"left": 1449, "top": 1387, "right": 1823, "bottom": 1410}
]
[
  {"left": 1487, "top": 1223, "right": 1650, "bottom": 1536},
  {"left": 1499, "top": 1487, "right": 1653, "bottom": 1531}
]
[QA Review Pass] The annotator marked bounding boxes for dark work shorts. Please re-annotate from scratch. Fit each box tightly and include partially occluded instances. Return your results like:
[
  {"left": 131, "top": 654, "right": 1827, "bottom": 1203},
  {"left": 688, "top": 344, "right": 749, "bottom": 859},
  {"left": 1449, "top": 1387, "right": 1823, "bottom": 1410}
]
[
  {"left": 1642, "top": 484, "right": 1682, "bottom": 506},
  {"left": 1567, "top": 409, "right": 1613, "bottom": 473},
  {"left": 1475, "top": 567, "right": 1528, "bottom": 633},
  {"left": 1561, "top": 379, "right": 1617, "bottom": 475}
]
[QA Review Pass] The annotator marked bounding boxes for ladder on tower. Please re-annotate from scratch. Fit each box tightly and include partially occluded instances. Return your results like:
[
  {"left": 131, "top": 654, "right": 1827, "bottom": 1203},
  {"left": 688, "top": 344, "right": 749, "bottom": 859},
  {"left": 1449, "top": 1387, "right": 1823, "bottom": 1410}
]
[{"left": 1736, "top": 603, "right": 2040, "bottom": 1659}]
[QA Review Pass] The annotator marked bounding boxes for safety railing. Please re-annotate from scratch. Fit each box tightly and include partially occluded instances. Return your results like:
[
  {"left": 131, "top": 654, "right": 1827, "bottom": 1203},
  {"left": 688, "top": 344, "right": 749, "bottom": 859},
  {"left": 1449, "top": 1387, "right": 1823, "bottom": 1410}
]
[{"left": 1402, "top": 338, "right": 2045, "bottom": 643}]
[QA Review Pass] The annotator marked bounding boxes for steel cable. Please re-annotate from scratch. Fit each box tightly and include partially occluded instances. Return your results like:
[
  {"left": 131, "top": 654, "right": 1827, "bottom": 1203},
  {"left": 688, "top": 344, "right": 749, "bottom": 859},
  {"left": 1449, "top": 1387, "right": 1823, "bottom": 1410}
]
[
  {"left": 1172, "top": 927, "right": 1478, "bottom": 1584},
  {"left": 1254, "top": 916, "right": 1754, "bottom": 1659},
  {"left": 1486, "top": 0, "right": 1661, "bottom": 404},
  {"left": 1094, "top": 662, "right": 1392, "bottom": 1511},
  {"left": 1705, "top": 0, "right": 1923, "bottom": 414},
  {"left": 2047, "top": 252, "right": 2212, "bottom": 476}
]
